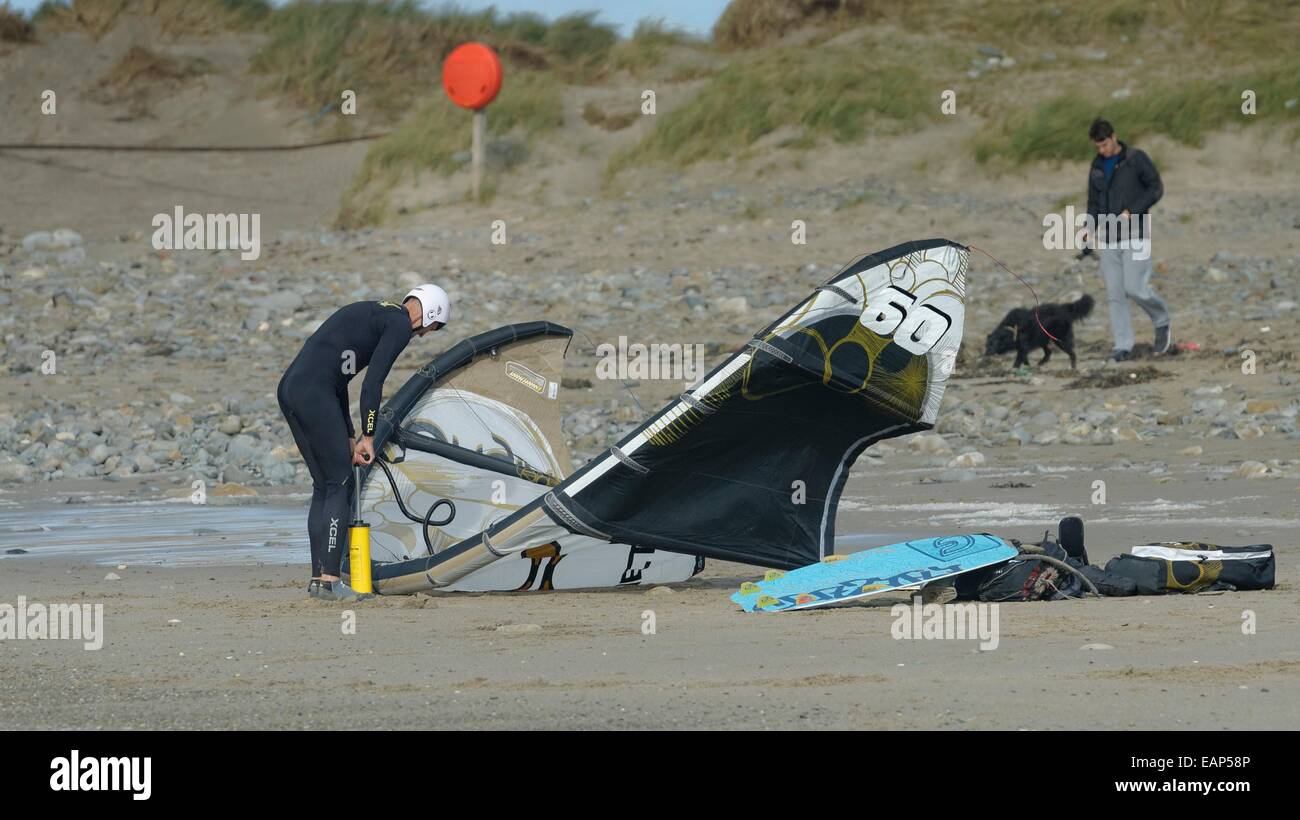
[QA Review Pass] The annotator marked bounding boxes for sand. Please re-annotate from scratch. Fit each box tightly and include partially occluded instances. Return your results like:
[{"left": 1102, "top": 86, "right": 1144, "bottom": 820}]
[{"left": 2, "top": 467, "right": 1296, "bottom": 730}]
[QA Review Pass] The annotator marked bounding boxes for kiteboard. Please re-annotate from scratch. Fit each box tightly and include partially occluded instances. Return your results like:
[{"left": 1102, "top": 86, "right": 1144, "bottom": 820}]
[{"left": 731, "top": 533, "right": 1017, "bottom": 612}]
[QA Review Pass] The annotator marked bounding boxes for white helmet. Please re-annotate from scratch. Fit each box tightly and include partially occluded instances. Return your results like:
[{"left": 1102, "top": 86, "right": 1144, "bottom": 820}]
[{"left": 404, "top": 284, "right": 450, "bottom": 328}]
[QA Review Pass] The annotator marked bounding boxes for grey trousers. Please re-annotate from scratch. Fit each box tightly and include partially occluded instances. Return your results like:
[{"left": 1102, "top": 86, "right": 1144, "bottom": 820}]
[{"left": 1098, "top": 247, "right": 1169, "bottom": 352}]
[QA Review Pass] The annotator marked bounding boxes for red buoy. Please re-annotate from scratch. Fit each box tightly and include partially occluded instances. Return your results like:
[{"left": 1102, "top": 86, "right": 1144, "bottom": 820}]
[{"left": 442, "top": 42, "right": 503, "bottom": 110}]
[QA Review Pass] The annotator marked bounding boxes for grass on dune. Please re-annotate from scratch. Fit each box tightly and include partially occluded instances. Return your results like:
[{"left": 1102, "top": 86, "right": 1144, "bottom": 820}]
[
  {"left": 249, "top": 0, "right": 445, "bottom": 120},
  {"left": 974, "top": 58, "right": 1300, "bottom": 165},
  {"left": 951, "top": 0, "right": 1300, "bottom": 64},
  {"left": 97, "top": 43, "right": 213, "bottom": 88},
  {"left": 614, "top": 0, "right": 1298, "bottom": 174},
  {"left": 609, "top": 43, "right": 937, "bottom": 173},
  {"left": 712, "top": 0, "right": 1300, "bottom": 59},
  {"left": 607, "top": 17, "right": 705, "bottom": 74},
  {"left": 539, "top": 10, "right": 617, "bottom": 68},
  {"left": 33, "top": 0, "right": 269, "bottom": 39},
  {"left": 1, "top": 2, "right": 35, "bottom": 42},
  {"left": 713, "top": 0, "right": 886, "bottom": 50}
]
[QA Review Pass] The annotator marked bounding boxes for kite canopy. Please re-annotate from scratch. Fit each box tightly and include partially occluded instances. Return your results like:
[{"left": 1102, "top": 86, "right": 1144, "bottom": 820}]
[
  {"left": 355, "top": 322, "right": 700, "bottom": 592},
  {"left": 355, "top": 239, "right": 969, "bottom": 593}
]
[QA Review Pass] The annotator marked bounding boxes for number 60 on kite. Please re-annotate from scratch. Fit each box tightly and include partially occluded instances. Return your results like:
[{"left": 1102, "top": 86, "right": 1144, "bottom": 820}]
[{"left": 861, "top": 284, "right": 954, "bottom": 355}]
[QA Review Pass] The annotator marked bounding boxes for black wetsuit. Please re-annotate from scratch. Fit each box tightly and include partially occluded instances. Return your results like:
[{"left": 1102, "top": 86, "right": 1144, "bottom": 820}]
[{"left": 277, "top": 300, "right": 412, "bottom": 577}]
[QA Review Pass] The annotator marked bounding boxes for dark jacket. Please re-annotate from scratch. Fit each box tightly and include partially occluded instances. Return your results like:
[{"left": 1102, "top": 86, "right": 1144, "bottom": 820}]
[{"left": 1087, "top": 141, "right": 1162, "bottom": 240}]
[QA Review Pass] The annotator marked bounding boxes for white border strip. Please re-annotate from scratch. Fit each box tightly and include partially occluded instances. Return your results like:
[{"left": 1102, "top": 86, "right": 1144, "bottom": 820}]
[{"left": 1131, "top": 545, "right": 1272, "bottom": 562}]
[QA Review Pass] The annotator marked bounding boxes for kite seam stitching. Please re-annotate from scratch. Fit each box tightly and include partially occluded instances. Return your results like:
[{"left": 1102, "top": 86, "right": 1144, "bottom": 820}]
[
  {"left": 678, "top": 392, "right": 715, "bottom": 415},
  {"left": 747, "top": 338, "right": 793, "bottom": 363},
  {"left": 544, "top": 492, "right": 610, "bottom": 541},
  {"left": 815, "top": 284, "right": 858, "bottom": 304},
  {"left": 609, "top": 446, "right": 650, "bottom": 475}
]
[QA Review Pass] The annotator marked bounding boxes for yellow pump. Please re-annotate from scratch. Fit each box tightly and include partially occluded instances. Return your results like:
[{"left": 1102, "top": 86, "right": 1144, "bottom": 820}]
[{"left": 348, "top": 464, "right": 373, "bottom": 594}]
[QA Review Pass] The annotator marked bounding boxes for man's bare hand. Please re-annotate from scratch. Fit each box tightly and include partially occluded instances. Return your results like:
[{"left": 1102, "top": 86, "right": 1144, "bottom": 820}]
[{"left": 352, "top": 436, "right": 375, "bottom": 465}]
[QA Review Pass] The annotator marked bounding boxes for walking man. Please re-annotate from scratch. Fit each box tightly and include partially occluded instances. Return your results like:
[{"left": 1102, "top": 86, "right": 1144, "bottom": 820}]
[{"left": 1086, "top": 118, "right": 1171, "bottom": 361}]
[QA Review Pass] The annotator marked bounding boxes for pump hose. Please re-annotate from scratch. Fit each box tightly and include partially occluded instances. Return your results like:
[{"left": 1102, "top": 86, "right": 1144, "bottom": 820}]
[{"left": 372, "top": 456, "right": 456, "bottom": 555}]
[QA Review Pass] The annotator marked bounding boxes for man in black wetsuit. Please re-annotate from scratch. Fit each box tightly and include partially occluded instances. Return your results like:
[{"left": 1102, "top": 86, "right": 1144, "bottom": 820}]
[{"left": 277, "top": 284, "right": 450, "bottom": 600}]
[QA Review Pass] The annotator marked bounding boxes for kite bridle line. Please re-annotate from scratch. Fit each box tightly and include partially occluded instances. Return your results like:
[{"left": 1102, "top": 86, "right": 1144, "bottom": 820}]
[
  {"left": 418, "top": 350, "right": 553, "bottom": 479},
  {"left": 574, "top": 327, "right": 647, "bottom": 416},
  {"left": 966, "top": 244, "right": 1061, "bottom": 343}
]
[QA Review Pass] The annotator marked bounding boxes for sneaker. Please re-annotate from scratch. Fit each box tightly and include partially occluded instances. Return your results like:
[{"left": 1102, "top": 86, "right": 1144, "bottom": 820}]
[
  {"left": 316, "top": 580, "right": 372, "bottom": 602},
  {"left": 308, "top": 579, "right": 321, "bottom": 598},
  {"left": 1154, "top": 323, "right": 1172, "bottom": 354},
  {"left": 1111, "top": 349, "right": 1131, "bottom": 362}
]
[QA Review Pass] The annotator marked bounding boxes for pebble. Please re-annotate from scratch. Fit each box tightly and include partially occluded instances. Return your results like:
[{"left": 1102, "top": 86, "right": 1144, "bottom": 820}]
[
  {"left": 1234, "top": 422, "right": 1264, "bottom": 440},
  {"left": 218, "top": 415, "right": 243, "bottom": 435},
  {"left": 909, "top": 433, "right": 952, "bottom": 455},
  {"left": 947, "top": 451, "right": 985, "bottom": 468},
  {"left": 0, "top": 461, "right": 32, "bottom": 481},
  {"left": 1234, "top": 461, "right": 1268, "bottom": 479}
]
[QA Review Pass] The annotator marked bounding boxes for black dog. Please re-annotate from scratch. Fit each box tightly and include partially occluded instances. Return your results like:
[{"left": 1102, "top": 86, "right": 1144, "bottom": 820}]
[{"left": 984, "top": 294, "right": 1094, "bottom": 368}]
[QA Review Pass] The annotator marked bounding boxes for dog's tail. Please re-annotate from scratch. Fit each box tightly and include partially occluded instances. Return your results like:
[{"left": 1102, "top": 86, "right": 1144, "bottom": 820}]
[{"left": 1068, "top": 294, "right": 1095, "bottom": 320}]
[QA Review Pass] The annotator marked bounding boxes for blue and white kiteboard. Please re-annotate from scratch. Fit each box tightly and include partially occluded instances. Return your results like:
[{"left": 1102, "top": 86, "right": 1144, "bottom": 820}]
[{"left": 731, "top": 533, "right": 1017, "bottom": 613}]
